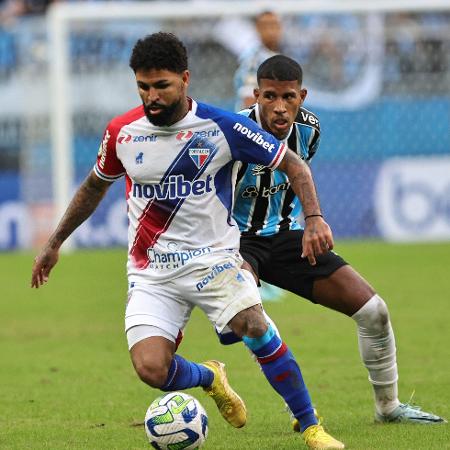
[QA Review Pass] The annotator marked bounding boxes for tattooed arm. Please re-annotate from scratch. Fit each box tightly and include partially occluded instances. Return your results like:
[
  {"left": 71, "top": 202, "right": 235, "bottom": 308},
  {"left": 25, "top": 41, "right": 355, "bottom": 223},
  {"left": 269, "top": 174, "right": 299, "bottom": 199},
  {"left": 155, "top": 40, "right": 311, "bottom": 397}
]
[
  {"left": 31, "top": 171, "right": 112, "bottom": 288},
  {"left": 277, "top": 149, "right": 334, "bottom": 265}
]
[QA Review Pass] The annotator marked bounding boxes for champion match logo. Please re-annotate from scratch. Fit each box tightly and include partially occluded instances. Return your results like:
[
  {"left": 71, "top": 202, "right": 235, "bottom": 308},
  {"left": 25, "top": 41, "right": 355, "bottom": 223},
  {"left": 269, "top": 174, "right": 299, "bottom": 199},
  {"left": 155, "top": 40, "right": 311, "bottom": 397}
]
[{"left": 189, "top": 148, "right": 210, "bottom": 169}]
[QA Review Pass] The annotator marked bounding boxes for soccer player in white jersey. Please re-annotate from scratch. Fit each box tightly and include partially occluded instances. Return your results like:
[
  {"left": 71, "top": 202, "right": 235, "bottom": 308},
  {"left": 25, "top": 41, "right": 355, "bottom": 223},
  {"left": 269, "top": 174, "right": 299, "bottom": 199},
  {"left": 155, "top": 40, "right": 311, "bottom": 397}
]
[
  {"left": 224, "top": 54, "right": 446, "bottom": 427},
  {"left": 31, "top": 33, "right": 345, "bottom": 449}
]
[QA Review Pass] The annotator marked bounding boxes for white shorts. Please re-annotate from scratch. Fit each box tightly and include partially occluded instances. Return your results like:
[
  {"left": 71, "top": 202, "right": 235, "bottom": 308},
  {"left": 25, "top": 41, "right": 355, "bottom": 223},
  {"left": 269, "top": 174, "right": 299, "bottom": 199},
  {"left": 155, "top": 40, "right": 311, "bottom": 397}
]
[{"left": 125, "top": 251, "right": 261, "bottom": 344}]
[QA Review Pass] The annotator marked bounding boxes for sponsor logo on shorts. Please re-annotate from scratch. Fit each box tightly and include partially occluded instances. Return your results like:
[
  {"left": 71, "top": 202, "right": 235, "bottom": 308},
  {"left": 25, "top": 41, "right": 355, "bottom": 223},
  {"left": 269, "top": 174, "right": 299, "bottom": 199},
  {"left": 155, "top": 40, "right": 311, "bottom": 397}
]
[
  {"left": 233, "top": 122, "right": 276, "bottom": 152},
  {"left": 147, "top": 246, "right": 212, "bottom": 270},
  {"left": 196, "top": 262, "right": 235, "bottom": 291}
]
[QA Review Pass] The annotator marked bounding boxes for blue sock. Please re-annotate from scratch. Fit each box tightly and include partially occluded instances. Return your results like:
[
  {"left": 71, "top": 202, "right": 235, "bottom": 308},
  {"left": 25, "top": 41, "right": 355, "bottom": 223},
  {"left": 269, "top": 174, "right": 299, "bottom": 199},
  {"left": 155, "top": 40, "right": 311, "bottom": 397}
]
[
  {"left": 243, "top": 325, "right": 317, "bottom": 432},
  {"left": 161, "top": 355, "right": 214, "bottom": 391}
]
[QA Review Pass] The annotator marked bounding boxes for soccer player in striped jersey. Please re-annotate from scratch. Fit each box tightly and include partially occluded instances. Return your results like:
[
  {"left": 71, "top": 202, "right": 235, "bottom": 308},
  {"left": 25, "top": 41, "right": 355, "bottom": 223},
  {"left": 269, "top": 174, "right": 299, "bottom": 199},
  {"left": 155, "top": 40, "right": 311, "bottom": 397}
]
[
  {"left": 228, "top": 54, "right": 446, "bottom": 426},
  {"left": 31, "top": 33, "right": 344, "bottom": 449}
]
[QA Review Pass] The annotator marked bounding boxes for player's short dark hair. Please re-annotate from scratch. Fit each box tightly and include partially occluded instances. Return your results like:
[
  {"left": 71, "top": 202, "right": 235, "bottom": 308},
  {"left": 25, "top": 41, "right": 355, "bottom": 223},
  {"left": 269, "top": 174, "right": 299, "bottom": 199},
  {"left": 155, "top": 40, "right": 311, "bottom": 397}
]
[
  {"left": 129, "top": 32, "right": 188, "bottom": 73},
  {"left": 255, "top": 10, "right": 277, "bottom": 24},
  {"left": 257, "top": 55, "right": 303, "bottom": 85}
]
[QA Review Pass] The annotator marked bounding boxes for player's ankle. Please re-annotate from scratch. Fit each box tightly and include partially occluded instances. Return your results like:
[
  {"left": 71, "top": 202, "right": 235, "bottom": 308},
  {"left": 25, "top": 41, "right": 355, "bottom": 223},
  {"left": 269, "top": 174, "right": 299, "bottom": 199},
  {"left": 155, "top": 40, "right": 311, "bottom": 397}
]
[{"left": 375, "top": 398, "right": 401, "bottom": 416}]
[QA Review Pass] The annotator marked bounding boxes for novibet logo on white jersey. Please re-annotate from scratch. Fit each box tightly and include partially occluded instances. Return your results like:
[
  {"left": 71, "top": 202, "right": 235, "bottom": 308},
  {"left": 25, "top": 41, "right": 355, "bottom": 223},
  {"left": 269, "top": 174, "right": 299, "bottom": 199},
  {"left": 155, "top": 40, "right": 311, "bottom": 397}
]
[{"left": 233, "top": 122, "right": 276, "bottom": 152}]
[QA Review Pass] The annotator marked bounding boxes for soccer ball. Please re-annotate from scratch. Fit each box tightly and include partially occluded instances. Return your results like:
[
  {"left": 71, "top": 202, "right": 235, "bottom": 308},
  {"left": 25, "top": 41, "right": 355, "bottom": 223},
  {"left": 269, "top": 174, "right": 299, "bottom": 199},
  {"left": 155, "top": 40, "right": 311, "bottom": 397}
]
[{"left": 144, "top": 392, "right": 208, "bottom": 449}]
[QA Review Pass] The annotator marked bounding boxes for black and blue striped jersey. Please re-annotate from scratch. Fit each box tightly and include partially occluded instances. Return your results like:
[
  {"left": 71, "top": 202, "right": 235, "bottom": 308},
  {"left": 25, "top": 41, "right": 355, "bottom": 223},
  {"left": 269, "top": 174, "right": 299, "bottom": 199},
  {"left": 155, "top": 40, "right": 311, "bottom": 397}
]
[{"left": 233, "top": 103, "right": 321, "bottom": 236}]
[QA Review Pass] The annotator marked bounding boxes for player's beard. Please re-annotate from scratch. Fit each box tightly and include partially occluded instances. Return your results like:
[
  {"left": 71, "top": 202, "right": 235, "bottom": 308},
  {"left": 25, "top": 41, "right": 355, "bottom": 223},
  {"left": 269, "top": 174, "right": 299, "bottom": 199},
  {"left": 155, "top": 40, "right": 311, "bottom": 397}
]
[{"left": 144, "top": 99, "right": 183, "bottom": 127}]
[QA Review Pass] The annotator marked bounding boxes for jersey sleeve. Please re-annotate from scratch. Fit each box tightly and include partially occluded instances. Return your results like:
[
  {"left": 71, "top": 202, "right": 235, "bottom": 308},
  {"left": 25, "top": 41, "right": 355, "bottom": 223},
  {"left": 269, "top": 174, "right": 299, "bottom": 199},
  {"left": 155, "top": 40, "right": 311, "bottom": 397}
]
[
  {"left": 223, "top": 113, "right": 286, "bottom": 170},
  {"left": 307, "top": 129, "right": 320, "bottom": 162},
  {"left": 94, "top": 123, "right": 126, "bottom": 182},
  {"left": 295, "top": 108, "right": 321, "bottom": 162}
]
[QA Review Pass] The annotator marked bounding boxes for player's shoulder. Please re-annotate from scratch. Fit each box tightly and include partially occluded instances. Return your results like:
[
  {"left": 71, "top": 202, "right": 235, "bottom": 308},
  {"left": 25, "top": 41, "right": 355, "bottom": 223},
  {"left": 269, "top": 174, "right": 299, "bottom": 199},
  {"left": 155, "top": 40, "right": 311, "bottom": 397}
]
[
  {"left": 108, "top": 105, "right": 146, "bottom": 132},
  {"left": 237, "top": 104, "right": 256, "bottom": 119},
  {"left": 294, "top": 107, "right": 321, "bottom": 133}
]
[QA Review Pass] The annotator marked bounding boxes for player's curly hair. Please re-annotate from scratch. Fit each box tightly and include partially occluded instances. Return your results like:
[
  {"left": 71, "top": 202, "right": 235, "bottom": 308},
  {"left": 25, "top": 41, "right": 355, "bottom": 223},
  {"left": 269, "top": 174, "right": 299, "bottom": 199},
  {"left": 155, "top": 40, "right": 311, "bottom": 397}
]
[
  {"left": 129, "top": 32, "right": 188, "bottom": 73},
  {"left": 257, "top": 55, "right": 303, "bottom": 85}
]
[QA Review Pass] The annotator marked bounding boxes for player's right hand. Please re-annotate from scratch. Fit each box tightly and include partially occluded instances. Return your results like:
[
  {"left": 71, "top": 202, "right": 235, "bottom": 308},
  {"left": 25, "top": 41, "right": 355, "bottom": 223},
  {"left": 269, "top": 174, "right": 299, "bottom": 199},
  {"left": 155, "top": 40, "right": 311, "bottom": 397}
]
[
  {"left": 31, "top": 246, "right": 59, "bottom": 288},
  {"left": 301, "top": 216, "right": 334, "bottom": 266}
]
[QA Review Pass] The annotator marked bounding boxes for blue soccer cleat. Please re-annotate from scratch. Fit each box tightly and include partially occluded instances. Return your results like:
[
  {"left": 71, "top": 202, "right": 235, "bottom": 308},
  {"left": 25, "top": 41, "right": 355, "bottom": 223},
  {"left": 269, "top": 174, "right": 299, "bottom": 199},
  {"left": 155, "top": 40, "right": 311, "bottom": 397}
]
[{"left": 375, "top": 403, "right": 447, "bottom": 424}]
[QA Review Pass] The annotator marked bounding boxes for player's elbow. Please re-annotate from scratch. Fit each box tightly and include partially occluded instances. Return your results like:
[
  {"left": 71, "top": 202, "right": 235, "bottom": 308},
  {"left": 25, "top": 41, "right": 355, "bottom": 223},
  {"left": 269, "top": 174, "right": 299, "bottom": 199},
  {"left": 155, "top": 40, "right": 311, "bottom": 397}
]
[{"left": 278, "top": 149, "right": 308, "bottom": 178}]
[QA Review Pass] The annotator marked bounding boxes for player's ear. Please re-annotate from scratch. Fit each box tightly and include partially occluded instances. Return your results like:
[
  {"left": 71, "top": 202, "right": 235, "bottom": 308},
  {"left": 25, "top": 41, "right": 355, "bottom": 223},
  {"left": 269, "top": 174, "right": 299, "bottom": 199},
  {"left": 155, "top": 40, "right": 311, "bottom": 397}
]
[
  {"left": 254, "top": 88, "right": 260, "bottom": 100},
  {"left": 182, "top": 70, "right": 190, "bottom": 87},
  {"left": 300, "top": 88, "right": 307, "bottom": 102}
]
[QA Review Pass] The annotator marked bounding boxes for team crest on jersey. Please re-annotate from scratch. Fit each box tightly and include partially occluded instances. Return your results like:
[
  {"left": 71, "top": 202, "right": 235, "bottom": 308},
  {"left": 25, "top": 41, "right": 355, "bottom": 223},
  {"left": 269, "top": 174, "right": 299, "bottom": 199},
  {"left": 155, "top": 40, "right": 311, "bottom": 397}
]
[{"left": 189, "top": 148, "right": 210, "bottom": 168}]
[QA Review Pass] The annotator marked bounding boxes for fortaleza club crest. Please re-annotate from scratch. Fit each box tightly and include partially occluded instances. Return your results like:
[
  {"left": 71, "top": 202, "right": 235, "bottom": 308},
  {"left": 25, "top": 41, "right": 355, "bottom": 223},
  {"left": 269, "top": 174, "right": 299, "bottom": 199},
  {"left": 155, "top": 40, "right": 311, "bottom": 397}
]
[{"left": 189, "top": 148, "right": 210, "bottom": 169}]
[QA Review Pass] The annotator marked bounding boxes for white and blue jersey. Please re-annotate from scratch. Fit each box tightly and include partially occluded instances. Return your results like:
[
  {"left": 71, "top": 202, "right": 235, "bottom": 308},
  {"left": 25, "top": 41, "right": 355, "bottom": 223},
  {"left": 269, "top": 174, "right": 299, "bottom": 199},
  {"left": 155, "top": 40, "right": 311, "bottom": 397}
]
[
  {"left": 94, "top": 98, "right": 286, "bottom": 282},
  {"left": 233, "top": 103, "right": 321, "bottom": 236}
]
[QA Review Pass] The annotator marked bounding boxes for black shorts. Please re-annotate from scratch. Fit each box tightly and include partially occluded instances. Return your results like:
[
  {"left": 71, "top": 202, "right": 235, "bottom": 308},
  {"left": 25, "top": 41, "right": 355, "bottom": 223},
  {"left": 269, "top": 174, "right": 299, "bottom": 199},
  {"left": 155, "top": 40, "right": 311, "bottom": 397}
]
[{"left": 240, "top": 229, "right": 348, "bottom": 302}]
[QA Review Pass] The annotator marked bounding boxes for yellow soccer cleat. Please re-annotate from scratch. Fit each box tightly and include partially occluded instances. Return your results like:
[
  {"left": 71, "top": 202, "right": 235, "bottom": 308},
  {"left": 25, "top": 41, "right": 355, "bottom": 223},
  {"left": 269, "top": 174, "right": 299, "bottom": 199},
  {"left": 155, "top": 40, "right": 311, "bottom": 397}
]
[
  {"left": 302, "top": 424, "right": 345, "bottom": 449},
  {"left": 201, "top": 360, "right": 247, "bottom": 428}
]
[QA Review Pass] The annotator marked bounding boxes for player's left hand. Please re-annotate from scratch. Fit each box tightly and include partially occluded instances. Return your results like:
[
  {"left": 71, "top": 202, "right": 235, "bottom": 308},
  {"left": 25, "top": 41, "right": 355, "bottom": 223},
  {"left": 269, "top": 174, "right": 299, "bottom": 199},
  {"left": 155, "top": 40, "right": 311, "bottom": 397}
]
[{"left": 301, "top": 216, "right": 334, "bottom": 266}]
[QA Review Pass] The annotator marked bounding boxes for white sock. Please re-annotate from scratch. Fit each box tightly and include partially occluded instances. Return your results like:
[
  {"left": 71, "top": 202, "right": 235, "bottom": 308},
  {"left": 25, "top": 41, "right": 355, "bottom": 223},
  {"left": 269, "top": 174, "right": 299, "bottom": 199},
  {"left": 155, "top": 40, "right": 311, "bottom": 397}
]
[{"left": 352, "top": 294, "right": 400, "bottom": 416}]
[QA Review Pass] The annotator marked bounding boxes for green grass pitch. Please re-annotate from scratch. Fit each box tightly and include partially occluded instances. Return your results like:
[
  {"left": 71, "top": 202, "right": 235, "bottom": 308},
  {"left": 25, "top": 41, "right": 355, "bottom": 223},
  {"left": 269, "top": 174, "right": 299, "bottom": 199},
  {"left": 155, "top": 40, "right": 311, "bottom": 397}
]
[{"left": 1, "top": 241, "right": 449, "bottom": 449}]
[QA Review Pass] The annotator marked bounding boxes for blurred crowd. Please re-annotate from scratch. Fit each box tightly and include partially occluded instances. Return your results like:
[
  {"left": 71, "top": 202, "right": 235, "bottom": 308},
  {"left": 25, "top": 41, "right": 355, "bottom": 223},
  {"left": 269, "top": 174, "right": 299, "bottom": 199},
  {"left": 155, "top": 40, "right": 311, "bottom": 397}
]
[
  {"left": 0, "top": 0, "right": 54, "bottom": 23},
  {"left": 0, "top": 0, "right": 448, "bottom": 97}
]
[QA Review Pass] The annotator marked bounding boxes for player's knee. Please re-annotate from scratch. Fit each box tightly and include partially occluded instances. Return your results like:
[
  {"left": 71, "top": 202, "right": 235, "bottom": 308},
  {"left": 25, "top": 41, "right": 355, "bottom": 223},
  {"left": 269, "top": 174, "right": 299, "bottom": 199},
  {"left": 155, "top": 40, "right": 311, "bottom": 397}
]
[
  {"left": 372, "top": 296, "right": 390, "bottom": 331},
  {"left": 354, "top": 294, "right": 390, "bottom": 334},
  {"left": 228, "top": 305, "right": 267, "bottom": 338},
  {"left": 242, "top": 310, "right": 268, "bottom": 338},
  {"left": 133, "top": 356, "right": 170, "bottom": 388}
]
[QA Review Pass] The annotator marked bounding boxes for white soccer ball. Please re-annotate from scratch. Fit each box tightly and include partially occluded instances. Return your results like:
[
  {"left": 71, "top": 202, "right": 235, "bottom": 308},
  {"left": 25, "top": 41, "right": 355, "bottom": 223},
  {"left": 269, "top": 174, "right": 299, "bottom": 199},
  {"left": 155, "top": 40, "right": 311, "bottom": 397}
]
[{"left": 144, "top": 392, "right": 208, "bottom": 449}]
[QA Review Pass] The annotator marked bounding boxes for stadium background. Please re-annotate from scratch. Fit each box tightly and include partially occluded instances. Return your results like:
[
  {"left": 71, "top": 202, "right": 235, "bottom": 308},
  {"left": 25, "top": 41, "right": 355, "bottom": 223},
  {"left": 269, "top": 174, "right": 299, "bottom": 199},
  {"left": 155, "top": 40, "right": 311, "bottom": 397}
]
[
  {"left": 0, "top": 3, "right": 449, "bottom": 250},
  {"left": 1, "top": 4, "right": 449, "bottom": 449}
]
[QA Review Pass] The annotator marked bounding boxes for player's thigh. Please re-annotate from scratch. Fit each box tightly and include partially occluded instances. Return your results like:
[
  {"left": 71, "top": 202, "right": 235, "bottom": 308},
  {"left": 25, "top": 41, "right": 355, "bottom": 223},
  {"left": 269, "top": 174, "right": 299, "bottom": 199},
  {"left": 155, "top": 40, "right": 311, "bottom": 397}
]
[
  {"left": 260, "top": 230, "right": 348, "bottom": 301},
  {"left": 184, "top": 252, "right": 262, "bottom": 334},
  {"left": 239, "top": 235, "right": 272, "bottom": 282},
  {"left": 312, "top": 265, "right": 376, "bottom": 316},
  {"left": 125, "top": 281, "right": 192, "bottom": 348}
]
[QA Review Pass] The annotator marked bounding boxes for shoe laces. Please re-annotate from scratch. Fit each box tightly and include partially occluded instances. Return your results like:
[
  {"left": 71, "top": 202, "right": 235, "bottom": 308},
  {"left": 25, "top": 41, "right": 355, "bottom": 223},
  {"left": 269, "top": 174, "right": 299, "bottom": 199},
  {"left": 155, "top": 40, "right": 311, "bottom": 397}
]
[
  {"left": 401, "top": 389, "right": 422, "bottom": 412},
  {"left": 407, "top": 389, "right": 416, "bottom": 405},
  {"left": 305, "top": 425, "right": 335, "bottom": 443}
]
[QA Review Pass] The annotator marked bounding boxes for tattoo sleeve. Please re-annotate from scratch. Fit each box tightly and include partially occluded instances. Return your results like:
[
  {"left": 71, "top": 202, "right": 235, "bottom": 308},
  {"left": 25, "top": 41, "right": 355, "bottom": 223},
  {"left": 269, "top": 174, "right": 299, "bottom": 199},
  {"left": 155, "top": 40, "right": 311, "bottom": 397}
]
[
  {"left": 277, "top": 149, "right": 321, "bottom": 217},
  {"left": 48, "top": 171, "right": 112, "bottom": 249}
]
